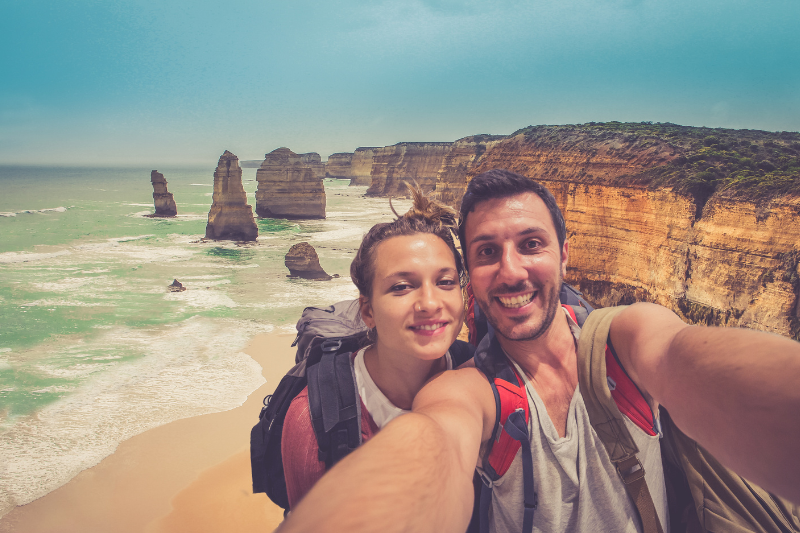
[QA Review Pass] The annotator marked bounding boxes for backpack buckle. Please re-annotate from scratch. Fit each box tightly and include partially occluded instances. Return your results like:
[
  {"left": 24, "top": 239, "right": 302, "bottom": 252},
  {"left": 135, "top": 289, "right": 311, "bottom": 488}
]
[
  {"left": 321, "top": 338, "right": 343, "bottom": 354},
  {"left": 616, "top": 456, "right": 645, "bottom": 484}
]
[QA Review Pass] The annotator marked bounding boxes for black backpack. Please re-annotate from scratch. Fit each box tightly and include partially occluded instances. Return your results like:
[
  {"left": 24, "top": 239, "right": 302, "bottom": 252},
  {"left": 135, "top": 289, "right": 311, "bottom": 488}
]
[{"left": 250, "top": 299, "right": 476, "bottom": 510}]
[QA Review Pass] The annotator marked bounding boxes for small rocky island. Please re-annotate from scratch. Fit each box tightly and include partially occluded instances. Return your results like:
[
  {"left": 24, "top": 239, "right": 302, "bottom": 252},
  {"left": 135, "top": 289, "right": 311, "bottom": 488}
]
[
  {"left": 255, "top": 148, "right": 326, "bottom": 219},
  {"left": 285, "top": 242, "right": 331, "bottom": 280},
  {"left": 205, "top": 150, "right": 258, "bottom": 241},
  {"left": 150, "top": 170, "right": 177, "bottom": 217}
]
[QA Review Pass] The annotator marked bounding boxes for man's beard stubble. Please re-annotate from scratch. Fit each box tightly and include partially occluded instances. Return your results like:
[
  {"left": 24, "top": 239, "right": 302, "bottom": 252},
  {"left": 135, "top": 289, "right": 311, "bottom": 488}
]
[{"left": 478, "top": 275, "right": 563, "bottom": 342}]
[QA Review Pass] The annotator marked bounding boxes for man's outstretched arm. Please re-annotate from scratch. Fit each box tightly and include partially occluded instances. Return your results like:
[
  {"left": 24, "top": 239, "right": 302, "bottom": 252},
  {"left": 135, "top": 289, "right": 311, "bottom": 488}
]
[
  {"left": 277, "top": 367, "right": 495, "bottom": 533},
  {"left": 610, "top": 302, "right": 800, "bottom": 504}
]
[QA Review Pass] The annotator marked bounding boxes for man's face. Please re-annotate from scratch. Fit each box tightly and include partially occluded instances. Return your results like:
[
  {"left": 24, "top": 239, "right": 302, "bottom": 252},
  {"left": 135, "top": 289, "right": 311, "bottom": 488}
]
[{"left": 463, "top": 192, "right": 568, "bottom": 342}]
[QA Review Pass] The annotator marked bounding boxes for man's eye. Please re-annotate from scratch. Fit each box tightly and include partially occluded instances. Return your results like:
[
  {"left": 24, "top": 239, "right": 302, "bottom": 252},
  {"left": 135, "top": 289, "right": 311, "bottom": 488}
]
[
  {"left": 477, "top": 246, "right": 495, "bottom": 257},
  {"left": 523, "top": 240, "right": 541, "bottom": 250}
]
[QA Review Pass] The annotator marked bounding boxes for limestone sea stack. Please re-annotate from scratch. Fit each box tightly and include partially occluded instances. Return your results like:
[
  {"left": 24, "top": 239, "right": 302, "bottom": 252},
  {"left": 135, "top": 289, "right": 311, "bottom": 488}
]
[
  {"left": 150, "top": 170, "right": 177, "bottom": 216},
  {"left": 299, "top": 152, "right": 326, "bottom": 179},
  {"left": 205, "top": 151, "right": 258, "bottom": 241},
  {"left": 256, "top": 148, "right": 326, "bottom": 219},
  {"left": 349, "top": 147, "right": 378, "bottom": 186},
  {"left": 285, "top": 242, "right": 331, "bottom": 280},
  {"left": 325, "top": 153, "right": 353, "bottom": 179}
]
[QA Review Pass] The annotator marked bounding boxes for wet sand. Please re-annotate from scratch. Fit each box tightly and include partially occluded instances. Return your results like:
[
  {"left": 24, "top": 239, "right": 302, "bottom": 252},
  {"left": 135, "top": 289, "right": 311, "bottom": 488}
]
[{"left": 0, "top": 332, "right": 295, "bottom": 533}]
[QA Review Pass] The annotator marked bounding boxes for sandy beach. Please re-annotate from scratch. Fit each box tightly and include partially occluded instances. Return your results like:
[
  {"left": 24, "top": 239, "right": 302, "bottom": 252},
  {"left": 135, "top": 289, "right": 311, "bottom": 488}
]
[{"left": 0, "top": 332, "right": 296, "bottom": 533}]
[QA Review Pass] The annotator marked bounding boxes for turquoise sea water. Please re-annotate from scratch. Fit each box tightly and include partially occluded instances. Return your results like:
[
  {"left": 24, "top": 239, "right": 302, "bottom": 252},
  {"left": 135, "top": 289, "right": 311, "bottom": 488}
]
[{"left": 0, "top": 166, "right": 411, "bottom": 517}]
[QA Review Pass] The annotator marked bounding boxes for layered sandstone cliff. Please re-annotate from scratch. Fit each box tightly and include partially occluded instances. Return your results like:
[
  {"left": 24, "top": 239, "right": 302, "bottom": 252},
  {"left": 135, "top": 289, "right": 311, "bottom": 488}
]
[
  {"left": 150, "top": 170, "right": 177, "bottom": 217},
  {"left": 367, "top": 142, "right": 453, "bottom": 197},
  {"left": 205, "top": 151, "right": 258, "bottom": 241},
  {"left": 299, "top": 152, "right": 326, "bottom": 179},
  {"left": 256, "top": 148, "right": 326, "bottom": 219},
  {"left": 349, "top": 147, "right": 378, "bottom": 186},
  {"left": 456, "top": 124, "right": 800, "bottom": 339},
  {"left": 431, "top": 135, "right": 505, "bottom": 207},
  {"left": 326, "top": 153, "right": 353, "bottom": 179}
]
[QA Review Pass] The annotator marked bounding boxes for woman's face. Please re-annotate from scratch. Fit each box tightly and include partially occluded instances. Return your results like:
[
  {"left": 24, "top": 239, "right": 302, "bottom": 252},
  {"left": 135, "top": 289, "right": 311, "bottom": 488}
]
[{"left": 360, "top": 233, "right": 464, "bottom": 361}]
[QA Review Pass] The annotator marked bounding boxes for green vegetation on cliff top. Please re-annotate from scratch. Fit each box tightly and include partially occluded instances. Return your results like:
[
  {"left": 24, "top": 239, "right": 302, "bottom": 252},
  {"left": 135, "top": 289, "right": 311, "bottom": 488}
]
[{"left": 510, "top": 122, "right": 800, "bottom": 202}]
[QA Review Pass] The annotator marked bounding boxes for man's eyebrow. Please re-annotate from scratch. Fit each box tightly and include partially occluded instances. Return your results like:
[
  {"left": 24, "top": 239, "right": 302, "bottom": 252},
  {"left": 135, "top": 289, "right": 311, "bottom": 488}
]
[{"left": 468, "top": 227, "right": 546, "bottom": 245}]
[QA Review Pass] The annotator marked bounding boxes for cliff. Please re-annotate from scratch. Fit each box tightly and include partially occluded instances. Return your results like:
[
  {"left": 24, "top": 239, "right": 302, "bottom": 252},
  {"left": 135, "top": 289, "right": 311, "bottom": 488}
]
[
  {"left": 431, "top": 135, "right": 506, "bottom": 207},
  {"left": 349, "top": 147, "right": 379, "bottom": 186},
  {"left": 205, "top": 150, "right": 258, "bottom": 241},
  {"left": 299, "top": 152, "right": 326, "bottom": 179},
  {"left": 326, "top": 153, "right": 353, "bottom": 179},
  {"left": 256, "top": 148, "right": 326, "bottom": 219},
  {"left": 367, "top": 142, "right": 454, "bottom": 197},
  {"left": 457, "top": 123, "right": 800, "bottom": 339},
  {"left": 150, "top": 170, "right": 177, "bottom": 217}
]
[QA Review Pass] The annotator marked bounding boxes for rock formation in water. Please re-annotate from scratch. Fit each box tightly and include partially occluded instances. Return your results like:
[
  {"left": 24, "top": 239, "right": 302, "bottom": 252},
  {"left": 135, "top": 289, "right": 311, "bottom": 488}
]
[
  {"left": 349, "top": 147, "right": 378, "bottom": 186},
  {"left": 299, "top": 152, "right": 326, "bottom": 179},
  {"left": 326, "top": 153, "right": 353, "bottom": 179},
  {"left": 205, "top": 150, "right": 258, "bottom": 241},
  {"left": 445, "top": 123, "right": 800, "bottom": 340},
  {"left": 255, "top": 148, "right": 326, "bottom": 219},
  {"left": 366, "top": 142, "right": 453, "bottom": 197},
  {"left": 168, "top": 279, "right": 186, "bottom": 292},
  {"left": 150, "top": 170, "right": 177, "bottom": 217},
  {"left": 285, "top": 242, "right": 331, "bottom": 280}
]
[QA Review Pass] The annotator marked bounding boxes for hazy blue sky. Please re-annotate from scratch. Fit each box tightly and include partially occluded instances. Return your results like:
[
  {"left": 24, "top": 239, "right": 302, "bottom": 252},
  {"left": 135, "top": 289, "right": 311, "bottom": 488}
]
[{"left": 2, "top": 0, "right": 799, "bottom": 166}]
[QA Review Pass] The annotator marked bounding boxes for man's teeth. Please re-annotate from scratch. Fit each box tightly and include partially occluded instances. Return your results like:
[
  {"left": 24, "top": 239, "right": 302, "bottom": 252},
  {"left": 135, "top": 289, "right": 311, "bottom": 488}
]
[
  {"left": 498, "top": 293, "right": 534, "bottom": 308},
  {"left": 413, "top": 323, "right": 446, "bottom": 331}
]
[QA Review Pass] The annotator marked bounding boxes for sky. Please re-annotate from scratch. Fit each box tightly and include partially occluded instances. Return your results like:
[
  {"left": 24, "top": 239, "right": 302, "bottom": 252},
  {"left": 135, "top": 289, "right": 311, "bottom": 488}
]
[{"left": 1, "top": 0, "right": 799, "bottom": 166}]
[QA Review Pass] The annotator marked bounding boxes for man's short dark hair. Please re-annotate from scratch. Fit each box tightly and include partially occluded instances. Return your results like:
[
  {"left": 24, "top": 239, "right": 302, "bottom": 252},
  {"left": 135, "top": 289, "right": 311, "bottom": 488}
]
[{"left": 457, "top": 169, "right": 567, "bottom": 269}]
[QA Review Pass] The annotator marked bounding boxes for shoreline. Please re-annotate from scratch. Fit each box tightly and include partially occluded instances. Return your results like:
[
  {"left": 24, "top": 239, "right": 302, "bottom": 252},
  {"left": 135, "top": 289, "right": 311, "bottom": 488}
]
[{"left": 0, "top": 332, "right": 295, "bottom": 533}]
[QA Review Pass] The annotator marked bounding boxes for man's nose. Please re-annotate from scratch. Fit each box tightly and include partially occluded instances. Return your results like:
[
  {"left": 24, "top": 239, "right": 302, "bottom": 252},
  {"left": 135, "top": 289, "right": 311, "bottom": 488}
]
[{"left": 497, "top": 244, "right": 528, "bottom": 284}]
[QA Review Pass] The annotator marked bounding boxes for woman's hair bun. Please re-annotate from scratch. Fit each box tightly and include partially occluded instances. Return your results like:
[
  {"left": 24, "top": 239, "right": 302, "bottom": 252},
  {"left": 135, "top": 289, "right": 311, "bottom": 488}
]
[{"left": 390, "top": 181, "right": 457, "bottom": 229}]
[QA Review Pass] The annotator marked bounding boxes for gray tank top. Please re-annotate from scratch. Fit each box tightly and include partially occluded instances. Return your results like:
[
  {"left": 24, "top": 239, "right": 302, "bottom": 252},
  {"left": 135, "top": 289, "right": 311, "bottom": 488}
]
[{"left": 477, "top": 357, "right": 670, "bottom": 533}]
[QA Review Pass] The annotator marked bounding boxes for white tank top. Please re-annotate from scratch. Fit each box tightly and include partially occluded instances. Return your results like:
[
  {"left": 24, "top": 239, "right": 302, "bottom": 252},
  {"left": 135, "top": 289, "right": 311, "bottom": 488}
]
[{"left": 477, "top": 312, "right": 670, "bottom": 533}]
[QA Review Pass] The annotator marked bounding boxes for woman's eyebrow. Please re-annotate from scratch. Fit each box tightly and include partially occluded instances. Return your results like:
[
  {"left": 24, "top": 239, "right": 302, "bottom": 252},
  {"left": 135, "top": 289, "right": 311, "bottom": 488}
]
[{"left": 384, "top": 267, "right": 456, "bottom": 278}]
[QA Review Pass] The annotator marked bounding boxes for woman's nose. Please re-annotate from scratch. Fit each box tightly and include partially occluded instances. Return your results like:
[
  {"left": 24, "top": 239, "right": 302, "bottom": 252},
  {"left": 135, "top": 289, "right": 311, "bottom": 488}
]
[{"left": 415, "top": 283, "right": 442, "bottom": 314}]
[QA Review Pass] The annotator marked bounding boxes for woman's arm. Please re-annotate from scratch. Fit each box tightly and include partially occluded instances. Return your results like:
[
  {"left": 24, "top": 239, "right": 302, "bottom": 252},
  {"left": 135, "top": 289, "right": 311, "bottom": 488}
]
[{"left": 610, "top": 302, "right": 800, "bottom": 503}]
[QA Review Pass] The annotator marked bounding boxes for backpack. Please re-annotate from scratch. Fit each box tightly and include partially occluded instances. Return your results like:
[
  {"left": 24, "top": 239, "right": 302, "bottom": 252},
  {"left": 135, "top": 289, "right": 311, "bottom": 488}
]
[{"left": 250, "top": 298, "right": 476, "bottom": 511}]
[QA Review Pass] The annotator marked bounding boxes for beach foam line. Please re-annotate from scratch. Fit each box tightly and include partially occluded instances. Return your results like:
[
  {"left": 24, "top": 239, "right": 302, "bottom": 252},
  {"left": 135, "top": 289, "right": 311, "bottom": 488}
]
[{"left": 0, "top": 250, "right": 71, "bottom": 264}]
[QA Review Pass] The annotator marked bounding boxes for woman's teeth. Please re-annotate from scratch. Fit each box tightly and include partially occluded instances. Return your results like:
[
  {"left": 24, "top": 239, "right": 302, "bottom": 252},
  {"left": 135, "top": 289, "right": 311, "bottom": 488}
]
[
  {"left": 498, "top": 293, "right": 534, "bottom": 308},
  {"left": 412, "top": 323, "right": 446, "bottom": 331}
]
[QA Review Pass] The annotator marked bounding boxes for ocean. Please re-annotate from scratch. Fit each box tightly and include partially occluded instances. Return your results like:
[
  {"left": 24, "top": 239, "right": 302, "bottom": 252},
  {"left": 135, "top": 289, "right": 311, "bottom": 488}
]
[{"left": 0, "top": 165, "right": 411, "bottom": 518}]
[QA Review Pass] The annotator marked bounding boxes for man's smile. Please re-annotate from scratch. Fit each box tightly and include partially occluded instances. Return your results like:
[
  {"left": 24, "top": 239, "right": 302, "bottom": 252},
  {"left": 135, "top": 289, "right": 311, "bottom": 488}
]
[{"left": 497, "top": 292, "right": 535, "bottom": 308}]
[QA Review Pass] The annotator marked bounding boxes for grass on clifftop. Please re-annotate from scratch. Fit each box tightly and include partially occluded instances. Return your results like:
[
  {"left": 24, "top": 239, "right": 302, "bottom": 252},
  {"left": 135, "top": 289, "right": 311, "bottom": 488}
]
[{"left": 511, "top": 122, "right": 800, "bottom": 202}]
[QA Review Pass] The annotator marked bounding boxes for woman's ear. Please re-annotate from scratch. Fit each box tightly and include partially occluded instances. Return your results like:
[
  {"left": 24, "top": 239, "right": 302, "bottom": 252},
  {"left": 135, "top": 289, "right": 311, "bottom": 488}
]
[{"left": 359, "top": 295, "right": 375, "bottom": 329}]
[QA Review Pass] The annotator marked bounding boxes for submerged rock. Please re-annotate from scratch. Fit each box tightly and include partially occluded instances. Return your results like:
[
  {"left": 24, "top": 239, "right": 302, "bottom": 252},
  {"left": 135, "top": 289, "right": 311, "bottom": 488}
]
[
  {"left": 256, "top": 148, "right": 326, "bottom": 219},
  {"left": 285, "top": 242, "right": 331, "bottom": 280},
  {"left": 150, "top": 170, "right": 177, "bottom": 217},
  {"left": 205, "top": 151, "right": 258, "bottom": 241},
  {"left": 168, "top": 279, "right": 186, "bottom": 292}
]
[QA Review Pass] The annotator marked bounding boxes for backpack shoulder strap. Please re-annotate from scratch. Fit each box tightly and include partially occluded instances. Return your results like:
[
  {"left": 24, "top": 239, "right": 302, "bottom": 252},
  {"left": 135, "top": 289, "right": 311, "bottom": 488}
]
[
  {"left": 306, "top": 339, "right": 362, "bottom": 468},
  {"left": 474, "top": 334, "right": 536, "bottom": 533},
  {"left": 577, "top": 305, "right": 664, "bottom": 533}
]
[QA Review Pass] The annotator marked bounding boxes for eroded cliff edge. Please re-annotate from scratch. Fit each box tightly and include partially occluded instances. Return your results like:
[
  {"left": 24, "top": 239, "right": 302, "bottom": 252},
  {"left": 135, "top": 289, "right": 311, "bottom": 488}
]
[{"left": 450, "top": 123, "right": 800, "bottom": 339}]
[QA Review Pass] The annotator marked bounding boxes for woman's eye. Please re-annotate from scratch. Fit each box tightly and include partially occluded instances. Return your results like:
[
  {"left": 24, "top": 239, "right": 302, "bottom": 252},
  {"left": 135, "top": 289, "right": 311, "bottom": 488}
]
[
  {"left": 390, "top": 283, "right": 412, "bottom": 292},
  {"left": 438, "top": 278, "right": 456, "bottom": 287}
]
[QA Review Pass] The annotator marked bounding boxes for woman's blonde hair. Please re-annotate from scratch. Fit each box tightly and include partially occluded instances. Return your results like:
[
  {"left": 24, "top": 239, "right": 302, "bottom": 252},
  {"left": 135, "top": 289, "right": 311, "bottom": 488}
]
[{"left": 350, "top": 182, "right": 465, "bottom": 298}]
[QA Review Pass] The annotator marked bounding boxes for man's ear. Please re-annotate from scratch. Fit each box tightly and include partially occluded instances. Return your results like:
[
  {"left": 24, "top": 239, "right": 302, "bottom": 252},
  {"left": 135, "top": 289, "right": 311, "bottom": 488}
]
[
  {"left": 359, "top": 295, "right": 375, "bottom": 329},
  {"left": 561, "top": 240, "right": 569, "bottom": 278}
]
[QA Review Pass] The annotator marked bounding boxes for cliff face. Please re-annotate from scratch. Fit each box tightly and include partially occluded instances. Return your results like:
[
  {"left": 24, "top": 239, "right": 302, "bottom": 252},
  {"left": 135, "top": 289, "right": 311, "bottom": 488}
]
[
  {"left": 150, "top": 170, "right": 177, "bottom": 217},
  {"left": 205, "top": 151, "right": 258, "bottom": 241},
  {"left": 367, "top": 142, "right": 454, "bottom": 197},
  {"left": 432, "top": 135, "right": 505, "bottom": 207},
  {"left": 256, "top": 147, "right": 326, "bottom": 219},
  {"left": 299, "top": 152, "right": 326, "bottom": 179},
  {"left": 454, "top": 125, "right": 800, "bottom": 339},
  {"left": 326, "top": 153, "right": 353, "bottom": 179},
  {"left": 349, "top": 147, "right": 378, "bottom": 186}
]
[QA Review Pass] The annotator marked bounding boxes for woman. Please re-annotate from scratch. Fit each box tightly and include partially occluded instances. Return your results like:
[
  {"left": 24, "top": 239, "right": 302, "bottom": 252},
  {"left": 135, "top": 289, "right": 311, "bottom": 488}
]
[{"left": 281, "top": 186, "right": 468, "bottom": 508}]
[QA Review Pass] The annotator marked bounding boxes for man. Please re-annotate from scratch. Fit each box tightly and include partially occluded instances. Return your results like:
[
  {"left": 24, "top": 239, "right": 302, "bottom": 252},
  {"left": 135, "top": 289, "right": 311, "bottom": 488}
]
[{"left": 279, "top": 169, "right": 800, "bottom": 532}]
